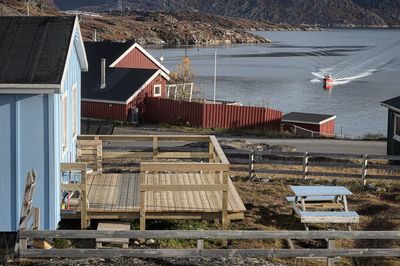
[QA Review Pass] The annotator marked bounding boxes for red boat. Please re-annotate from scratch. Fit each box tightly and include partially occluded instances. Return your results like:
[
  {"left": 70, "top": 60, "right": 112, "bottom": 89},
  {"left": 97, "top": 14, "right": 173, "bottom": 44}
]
[{"left": 323, "top": 75, "right": 334, "bottom": 90}]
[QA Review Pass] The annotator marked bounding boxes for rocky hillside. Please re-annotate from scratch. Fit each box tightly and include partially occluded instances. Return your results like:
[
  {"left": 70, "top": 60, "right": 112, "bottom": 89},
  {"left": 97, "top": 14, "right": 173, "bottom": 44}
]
[
  {"left": 54, "top": 0, "right": 400, "bottom": 27},
  {"left": 0, "top": 0, "right": 318, "bottom": 45}
]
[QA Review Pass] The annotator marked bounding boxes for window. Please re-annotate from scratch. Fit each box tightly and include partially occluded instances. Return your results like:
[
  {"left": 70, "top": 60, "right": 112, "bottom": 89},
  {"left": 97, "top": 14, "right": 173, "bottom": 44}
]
[
  {"left": 153, "top": 84, "right": 162, "bottom": 97},
  {"left": 72, "top": 84, "right": 77, "bottom": 137},
  {"left": 395, "top": 114, "right": 400, "bottom": 141},
  {"left": 62, "top": 92, "right": 68, "bottom": 150}
]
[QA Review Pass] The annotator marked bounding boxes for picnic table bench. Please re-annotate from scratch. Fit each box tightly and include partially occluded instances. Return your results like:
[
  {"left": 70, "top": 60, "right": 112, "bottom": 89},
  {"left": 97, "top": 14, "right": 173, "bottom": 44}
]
[{"left": 287, "top": 186, "right": 359, "bottom": 230}]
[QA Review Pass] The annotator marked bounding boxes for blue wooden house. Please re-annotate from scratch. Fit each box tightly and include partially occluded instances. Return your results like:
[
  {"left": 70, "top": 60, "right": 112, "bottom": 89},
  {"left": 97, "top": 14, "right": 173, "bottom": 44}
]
[{"left": 0, "top": 16, "right": 88, "bottom": 231}]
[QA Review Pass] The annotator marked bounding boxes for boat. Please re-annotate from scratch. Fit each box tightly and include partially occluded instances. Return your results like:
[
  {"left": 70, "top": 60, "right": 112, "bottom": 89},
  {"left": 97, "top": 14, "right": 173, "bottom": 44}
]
[{"left": 323, "top": 74, "right": 334, "bottom": 90}]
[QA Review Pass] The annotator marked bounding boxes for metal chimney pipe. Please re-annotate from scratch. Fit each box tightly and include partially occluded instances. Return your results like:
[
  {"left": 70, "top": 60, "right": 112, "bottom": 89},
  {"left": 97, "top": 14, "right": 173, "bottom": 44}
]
[{"left": 100, "top": 58, "right": 106, "bottom": 89}]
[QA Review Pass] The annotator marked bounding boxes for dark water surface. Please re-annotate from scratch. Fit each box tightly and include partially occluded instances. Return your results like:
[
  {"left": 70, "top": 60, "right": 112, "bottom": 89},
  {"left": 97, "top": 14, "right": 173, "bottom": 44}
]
[{"left": 148, "top": 30, "right": 400, "bottom": 137}]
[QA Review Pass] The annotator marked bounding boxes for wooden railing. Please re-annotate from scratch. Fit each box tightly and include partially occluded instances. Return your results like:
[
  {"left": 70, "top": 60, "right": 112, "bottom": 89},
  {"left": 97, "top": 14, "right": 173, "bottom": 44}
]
[
  {"left": 60, "top": 162, "right": 89, "bottom": 229},
  {"left": 76, "top": 135, "right": 231, "bottom": 229},
  {"left": 18, "top": 229, "right": 400, "bottom": 263},
  {"left": 225, "top": 150, "right": 400, "bottom": 183}
]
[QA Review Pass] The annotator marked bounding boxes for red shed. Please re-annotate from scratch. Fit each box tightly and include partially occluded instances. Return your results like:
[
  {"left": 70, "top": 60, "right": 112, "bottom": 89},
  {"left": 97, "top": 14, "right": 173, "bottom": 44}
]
[
  {"left": 81, "top": 41, "right": 170, "bottom": 122},
  {"left": 282, "top": 112, "right": 336, "bottom": 137}
]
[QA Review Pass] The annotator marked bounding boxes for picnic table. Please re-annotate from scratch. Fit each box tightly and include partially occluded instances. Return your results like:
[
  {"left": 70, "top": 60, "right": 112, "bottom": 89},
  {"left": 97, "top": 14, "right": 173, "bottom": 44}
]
[{"left": 287, "top": 185, "right": 359, "bottom": 230}]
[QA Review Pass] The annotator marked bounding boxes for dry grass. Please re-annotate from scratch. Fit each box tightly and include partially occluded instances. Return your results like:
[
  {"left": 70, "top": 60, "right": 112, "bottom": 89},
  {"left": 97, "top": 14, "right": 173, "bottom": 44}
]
[{"left": 229, "top": 173, "right": 400, "bottom": 265}]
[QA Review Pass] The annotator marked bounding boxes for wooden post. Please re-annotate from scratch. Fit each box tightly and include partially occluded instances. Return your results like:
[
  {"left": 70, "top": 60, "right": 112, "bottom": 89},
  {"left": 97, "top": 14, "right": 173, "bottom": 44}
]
[
  {"left": 97, "top": 139, "right": 103, "bottom": 174},
  {"left": 32, "top": 207, "right": 40, "bottom": 230},
  {"left": 209, "top": 140, "right": 215, "bottom": 163},
  {"left": 361, "top": 154, "right": 368, "bottom": 186},
  {"left": 327, "top": 238, "right": 336, "bottom": 266},
  {"left": 197, "top": 229, "right": 204, "bottom": 250},
  {"left": 248, "top": 150, "right": 255, "bottom": 181},
  {"left": 140, "top": 171, "right": 146, "bottom": 231},
  {"left": 221, "top": 172, "right": 228, "bottom": 230},
  {"left": 302, "top": 152, "right": 309, "bottom": 180},
  {"left": 153, "top": 136, "right": 159, "bottom": 162},
  {"left": 80, "top": 167, "right": 88, "bottom": 229}
]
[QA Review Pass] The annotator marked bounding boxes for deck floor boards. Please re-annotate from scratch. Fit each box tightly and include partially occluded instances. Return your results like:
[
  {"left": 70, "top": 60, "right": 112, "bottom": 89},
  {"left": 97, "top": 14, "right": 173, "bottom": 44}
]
[{"left": 66, "top": 173, "right": 245, "bottom": 218}]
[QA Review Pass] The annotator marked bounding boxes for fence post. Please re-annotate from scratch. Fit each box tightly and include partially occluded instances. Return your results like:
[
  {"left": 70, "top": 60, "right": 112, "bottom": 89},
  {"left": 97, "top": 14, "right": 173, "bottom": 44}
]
[
  {"left": 361, "top": 154, "right": 368, "bottom": 186},
  {"left": 327, "top": 238, "right": 336, "bottom": 266},
  {"left": 302, "top": 152, "right": 309, "bottom": 180},
  {"left": 140, "top": 170, "right": 146, "bottom": 231},
  {"left": 153, "top": 136, "right": 158, "bottom": 162},
  {"left": 197, "top": 229, "right": 204, "bottom": 250},
  {"left": 249, "top": 150, "right": 255, "bottom": 181}
]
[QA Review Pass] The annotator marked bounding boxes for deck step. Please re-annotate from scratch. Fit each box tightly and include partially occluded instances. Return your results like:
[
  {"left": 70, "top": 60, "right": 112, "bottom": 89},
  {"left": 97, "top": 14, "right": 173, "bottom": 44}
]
[
  {"left": 96, "top": 222, "right": 130, "bottom": 249},
  {"left": 299, "top": 211, "right": 359, "bottom": 224}
]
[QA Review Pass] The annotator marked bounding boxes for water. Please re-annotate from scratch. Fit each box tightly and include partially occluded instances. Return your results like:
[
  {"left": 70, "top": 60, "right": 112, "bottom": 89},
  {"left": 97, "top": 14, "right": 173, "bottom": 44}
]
[{"left": 147, "top": 29, "right": 400, "bottom": 137}]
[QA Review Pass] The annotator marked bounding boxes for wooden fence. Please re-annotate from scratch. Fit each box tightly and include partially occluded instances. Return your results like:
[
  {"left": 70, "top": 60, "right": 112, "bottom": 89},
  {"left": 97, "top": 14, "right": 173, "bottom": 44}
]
[
  {"left": 224, "top": 150, "right": 400, "bottom": 183},
  {"left": 18, "top": 229, "right": 400, "bottom": 263},
  {"left": 145, "top": 97, "right": 282, "bottom": 130}
]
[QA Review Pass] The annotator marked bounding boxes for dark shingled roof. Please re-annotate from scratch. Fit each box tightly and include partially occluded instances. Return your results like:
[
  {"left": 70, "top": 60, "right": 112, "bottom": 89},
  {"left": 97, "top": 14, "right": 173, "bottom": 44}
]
[
  {"left": 84, "top": 41, "right": 133, "bottom": 66},
  {"left": 282, "top": 112, "right": 335, "bottom": 125},
  {"left": 82, "top": 41, "right": 158, "bottom": 102},
  {"left": 382, "top": 96, "right": 400, "bottom": 112},
  {"left": 82, "top": 67, "right": 158, "bottom": 102},
  {"left": 0, "top": 16, "right": 76, "bottom": 84}
]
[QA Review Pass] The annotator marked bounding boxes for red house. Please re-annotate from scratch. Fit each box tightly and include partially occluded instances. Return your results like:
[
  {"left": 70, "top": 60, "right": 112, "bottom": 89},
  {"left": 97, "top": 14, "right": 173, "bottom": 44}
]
[
  {"left": 282, "top": 112, "right": 336, "bottom": 137},
  {"left": 81, "top": 42, "right": 170, "bottom": 122}
]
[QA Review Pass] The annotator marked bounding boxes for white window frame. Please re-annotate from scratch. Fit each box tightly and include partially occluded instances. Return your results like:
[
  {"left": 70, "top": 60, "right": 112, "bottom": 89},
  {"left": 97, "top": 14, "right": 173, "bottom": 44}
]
[
  {"left": 394, "top": 113, "right": 400, "bottom": 142},
  {"left": 153, "top": 84, "right": 162, "bottom": 97},
  {"left": 72, "top": 84, "right": 77, "bottom": 137},
  {"left": 62, "top": 92, "right": 68, "bottom": 151}
]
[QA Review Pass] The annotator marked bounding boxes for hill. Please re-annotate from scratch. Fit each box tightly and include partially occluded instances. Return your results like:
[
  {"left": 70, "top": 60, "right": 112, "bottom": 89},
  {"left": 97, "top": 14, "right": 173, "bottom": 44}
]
[
  {"left": 0, "top": 0, "right": 318, "bottom": 45},
  {"left": 54, "top": 0, "right": 400, "bottom": 27}
]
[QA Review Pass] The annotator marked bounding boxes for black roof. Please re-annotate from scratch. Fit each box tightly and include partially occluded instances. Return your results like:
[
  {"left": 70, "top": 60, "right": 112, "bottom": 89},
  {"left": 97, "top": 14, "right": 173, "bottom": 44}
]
[
  {"left": 82, "top": 41, "right": 159, "bottom": 102},
  {"left": 382, "top": 96, "right": 400, "bottom": 112},
  {"left": 84, "top": 41, "right": 133, "bottom": 67},
  {"left": 81, "top": 67, "right": 158, "bottom": 102},
  {"left": 282, "top": 112, "right": 335, "bottom": 124},
  {"left": 0, "top": 16, "right": 76, "bottom": 84}
]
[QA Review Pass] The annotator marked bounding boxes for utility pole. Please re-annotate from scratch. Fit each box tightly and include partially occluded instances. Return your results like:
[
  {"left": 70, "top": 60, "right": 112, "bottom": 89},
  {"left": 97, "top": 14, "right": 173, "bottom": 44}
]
[
  {"left": 213, "top": 50, "right": 217, "bottom": 104},
  {"left": 27, "top": 0, "right": 30, "bottom": 16}
]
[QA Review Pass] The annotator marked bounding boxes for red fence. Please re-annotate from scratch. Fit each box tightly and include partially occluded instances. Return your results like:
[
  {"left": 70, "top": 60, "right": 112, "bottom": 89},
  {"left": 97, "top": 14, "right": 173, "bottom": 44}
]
[{"left": 145, "top": 97, "right": 282, "bottom": 130}]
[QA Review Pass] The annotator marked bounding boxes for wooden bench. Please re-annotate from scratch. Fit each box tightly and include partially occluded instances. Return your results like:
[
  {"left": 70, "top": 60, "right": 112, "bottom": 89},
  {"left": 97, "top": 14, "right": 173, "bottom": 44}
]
[
  {"left": 96, "top": 222, "right": 130, "bottom": 249},
  {"left": 299, "top": 211, "right": 359, "bottom": 224}
]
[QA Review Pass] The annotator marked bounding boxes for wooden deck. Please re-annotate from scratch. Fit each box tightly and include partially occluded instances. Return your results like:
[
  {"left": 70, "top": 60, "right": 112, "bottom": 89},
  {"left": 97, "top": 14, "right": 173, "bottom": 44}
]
[{"left": 62, "top": 172, "right": 245, "bottom": 221}]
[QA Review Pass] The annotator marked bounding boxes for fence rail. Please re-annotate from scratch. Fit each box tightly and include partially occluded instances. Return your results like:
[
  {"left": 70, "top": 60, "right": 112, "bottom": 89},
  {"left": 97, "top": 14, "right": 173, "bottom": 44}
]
[
  {"left": 18, "top": 229, "right": 400, "bottom": 260},
  {"left": 224, "top": 150, "right": 400, "bottom": 183}
]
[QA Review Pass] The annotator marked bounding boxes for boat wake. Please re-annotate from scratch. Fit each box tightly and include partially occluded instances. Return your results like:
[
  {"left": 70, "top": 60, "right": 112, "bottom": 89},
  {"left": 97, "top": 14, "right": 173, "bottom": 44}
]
[
  {"left": 310, "top": 39, "right": 400, "bottom": 87},
  {"left": 311, "top": 69, "right": 377, "bottom": 86}
]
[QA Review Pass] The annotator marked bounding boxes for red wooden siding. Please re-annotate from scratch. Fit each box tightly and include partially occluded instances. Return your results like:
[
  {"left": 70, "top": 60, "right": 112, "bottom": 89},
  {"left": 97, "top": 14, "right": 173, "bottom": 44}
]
[
  {"left": 82, "top": 74, "right": 167, "bottom": 121},
  {"left": 284, "top": 120, "right": 335, "bottom": 136},
  {"left": 145, "top": 97, "right": 282, "bottom": 130},
  {"left": 320, "top": 119, "right": 335, "bottom": 136},
  {"left": 82, "top": 100, "right": 128, "bottom": 121},
  {"left": 115, "top": 48, "right": 159, "bottom": 70}
]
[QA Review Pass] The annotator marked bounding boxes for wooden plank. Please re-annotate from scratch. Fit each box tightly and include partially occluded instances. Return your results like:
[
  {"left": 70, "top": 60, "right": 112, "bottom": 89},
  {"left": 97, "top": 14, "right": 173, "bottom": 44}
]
[
  {"left": 140, "top": 162, "right": 229, "bottom": 172},
  {"left": 255, "top": 169, "right": 303, "bottom": 175},
  {"left": 307, "top": 172, "right": 361, "bottom": 178},
  {"left": 20, "top": 248, "right": 400, "bottom": 258},
  {"left": 184, "top": 173, "right": 197, "bottom": 211},
  {"left": 60, "top": 163, "right": 87, "bottom": 171},
  {"left": 96, "top": 222, "right": 130, "bottom": 246},
  {"left": 103, "top": 152, "right": 153, "bottom": 159},
  {"left": 141, "top": 184, "right": 228, "bottom": 192},
  {"left": 81, "top": 135, "right": 210, "bottom": 142},
  {"left": 210, "top": 136, "right": 229, "bottom": 164},
  {"left": 20, "top": 230, "right": 400, "bottom": 240},
  {"left": 178, "top": 173, "right": 189, "bottom": 210},
  {"left": 157, "top": 152, "right": 211, "bottom": 159},
  {"left": 195, "top": 173, "right": 211, "bottom": 211}
]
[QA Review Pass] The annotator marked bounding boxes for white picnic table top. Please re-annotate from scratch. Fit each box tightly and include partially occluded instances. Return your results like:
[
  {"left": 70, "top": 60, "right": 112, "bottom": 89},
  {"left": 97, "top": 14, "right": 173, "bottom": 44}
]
[{"left": 290, "top": 185, "right": 352, "bottom": 197}]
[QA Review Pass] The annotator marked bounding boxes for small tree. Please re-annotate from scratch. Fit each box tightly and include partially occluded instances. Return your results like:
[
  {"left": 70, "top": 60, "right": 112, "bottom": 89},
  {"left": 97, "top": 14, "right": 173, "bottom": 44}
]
[{"left": 169, "top": 57, "right": 204, "bottom": 102}]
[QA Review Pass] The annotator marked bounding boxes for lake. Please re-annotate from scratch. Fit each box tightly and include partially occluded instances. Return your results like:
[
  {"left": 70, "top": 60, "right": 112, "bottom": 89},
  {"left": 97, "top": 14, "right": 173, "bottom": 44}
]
[{"left": 147, "top": 29, "right": 400, "bottom": 137}]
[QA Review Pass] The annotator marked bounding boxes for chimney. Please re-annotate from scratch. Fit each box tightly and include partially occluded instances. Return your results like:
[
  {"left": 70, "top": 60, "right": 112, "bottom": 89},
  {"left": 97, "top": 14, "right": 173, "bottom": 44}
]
[{"left": 100, "top": 58, "right": 106, "bottom": 89}]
